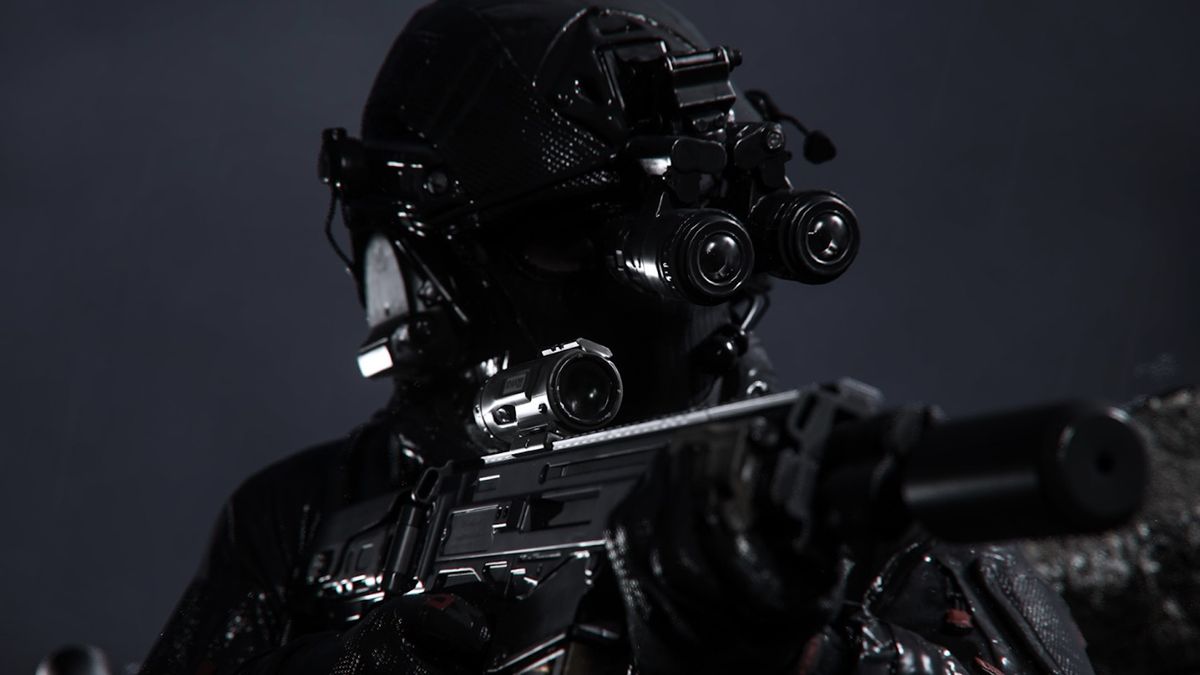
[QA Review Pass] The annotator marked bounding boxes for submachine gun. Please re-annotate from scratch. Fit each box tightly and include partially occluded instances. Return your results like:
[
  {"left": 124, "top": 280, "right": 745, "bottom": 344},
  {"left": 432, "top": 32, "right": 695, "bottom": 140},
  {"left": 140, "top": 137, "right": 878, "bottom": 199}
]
[{"left": 313, "top": 339, "right": 1147, "bottom": 674}]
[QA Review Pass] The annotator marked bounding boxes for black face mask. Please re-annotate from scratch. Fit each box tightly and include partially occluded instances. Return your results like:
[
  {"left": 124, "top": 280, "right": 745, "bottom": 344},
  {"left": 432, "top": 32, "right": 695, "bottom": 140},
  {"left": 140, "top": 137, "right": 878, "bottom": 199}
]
[{"left": 482, "top": 235, "right": 733, "bottom": 421}]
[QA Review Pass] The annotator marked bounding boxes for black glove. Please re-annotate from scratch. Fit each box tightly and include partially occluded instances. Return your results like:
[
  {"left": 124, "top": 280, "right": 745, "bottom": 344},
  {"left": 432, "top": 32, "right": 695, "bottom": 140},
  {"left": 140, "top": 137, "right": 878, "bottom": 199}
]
[
  {"left": 330, "top": 594, "right": 490, "bottom": 675},
  {"left": 606, "top": 421, "right": 845, "bottom": 675}
]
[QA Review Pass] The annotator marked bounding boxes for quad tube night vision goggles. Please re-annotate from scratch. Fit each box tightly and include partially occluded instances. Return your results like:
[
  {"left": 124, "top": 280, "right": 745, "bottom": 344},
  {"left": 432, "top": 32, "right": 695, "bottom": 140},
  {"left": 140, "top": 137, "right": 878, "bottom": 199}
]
[{"left": 318, "top": 41, "right": 860, "bottom": 378}]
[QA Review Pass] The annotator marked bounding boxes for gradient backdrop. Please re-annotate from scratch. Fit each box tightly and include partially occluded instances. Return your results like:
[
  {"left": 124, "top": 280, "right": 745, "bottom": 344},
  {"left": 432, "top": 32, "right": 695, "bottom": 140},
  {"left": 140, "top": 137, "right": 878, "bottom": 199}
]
[{"left": 3, "top": 1, "right": 1198, "bottom": 671}]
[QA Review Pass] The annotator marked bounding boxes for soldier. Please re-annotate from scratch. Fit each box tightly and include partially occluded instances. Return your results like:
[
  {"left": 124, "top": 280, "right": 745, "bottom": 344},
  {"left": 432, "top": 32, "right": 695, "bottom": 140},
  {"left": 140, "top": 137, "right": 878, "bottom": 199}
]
[{"left": 140, "top": 1, "right": 1099, "bottom": 673}]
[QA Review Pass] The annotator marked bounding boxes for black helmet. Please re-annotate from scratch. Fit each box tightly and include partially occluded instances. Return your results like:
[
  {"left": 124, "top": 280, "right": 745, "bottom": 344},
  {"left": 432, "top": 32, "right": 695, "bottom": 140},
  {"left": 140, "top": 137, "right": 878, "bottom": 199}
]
[{"left": 359, "top": 0, "right": 752, "bottom": 222}]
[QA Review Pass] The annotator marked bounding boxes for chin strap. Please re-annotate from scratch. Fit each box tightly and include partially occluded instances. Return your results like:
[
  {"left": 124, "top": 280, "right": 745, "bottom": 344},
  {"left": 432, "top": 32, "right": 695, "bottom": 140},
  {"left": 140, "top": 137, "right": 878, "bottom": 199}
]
[{"left": 323, "top": 188, "right": 356, "bottom": 272}]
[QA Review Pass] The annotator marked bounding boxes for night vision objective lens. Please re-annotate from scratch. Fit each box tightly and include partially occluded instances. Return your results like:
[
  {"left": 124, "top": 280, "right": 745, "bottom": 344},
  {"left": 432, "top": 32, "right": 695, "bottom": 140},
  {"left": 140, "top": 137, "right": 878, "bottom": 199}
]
[
  {"left": 748, "top": 191, "right": 859, "bottom": 284},
  {"left": 696, "top": 232, "right": 744, "bottom": 285},
  {"left": 805, "top": 211, "right": 851, "bottom": 265},
  {"left": 614, "top": 209, "right": 755, "bottom": 304}
]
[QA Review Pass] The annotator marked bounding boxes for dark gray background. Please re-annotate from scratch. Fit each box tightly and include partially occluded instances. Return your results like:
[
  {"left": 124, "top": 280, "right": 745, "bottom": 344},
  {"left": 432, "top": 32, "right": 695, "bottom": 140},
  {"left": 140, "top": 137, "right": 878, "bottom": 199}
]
[{"left": 3, "top": 1, "right": 1197, "bottom": 672}]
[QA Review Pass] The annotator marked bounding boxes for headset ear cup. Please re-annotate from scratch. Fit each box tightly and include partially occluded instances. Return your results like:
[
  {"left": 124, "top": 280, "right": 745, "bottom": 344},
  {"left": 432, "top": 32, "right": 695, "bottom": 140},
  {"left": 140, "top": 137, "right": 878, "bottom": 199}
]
[{"left": 318, "top": 127, "right": 368, "bottom": 196}]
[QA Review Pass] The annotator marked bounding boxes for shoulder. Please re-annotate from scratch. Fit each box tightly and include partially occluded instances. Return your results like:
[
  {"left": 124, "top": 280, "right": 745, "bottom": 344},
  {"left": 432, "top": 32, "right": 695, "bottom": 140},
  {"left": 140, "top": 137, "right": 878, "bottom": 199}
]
[
  {"left": 203, "top": 431, "right": 366, "bottom": 587},
  {"left": 229, "top": 436, "right": 352, "bottom": 514},
  {"left": 219, "top": 428, "right": 363, "bottom": 546},
  {"left": 218, "top": 409, "right": 429, "bottom": 554},
  {"left": 224, "top": 397, "right": 453, "bottom": 525}
]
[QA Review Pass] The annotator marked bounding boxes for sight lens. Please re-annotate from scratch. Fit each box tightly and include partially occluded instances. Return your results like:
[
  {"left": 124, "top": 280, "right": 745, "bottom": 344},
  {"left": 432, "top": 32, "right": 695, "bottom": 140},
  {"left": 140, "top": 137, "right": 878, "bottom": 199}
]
[{"left": 555, "top": 357, "right": 619, "bottom": 426}]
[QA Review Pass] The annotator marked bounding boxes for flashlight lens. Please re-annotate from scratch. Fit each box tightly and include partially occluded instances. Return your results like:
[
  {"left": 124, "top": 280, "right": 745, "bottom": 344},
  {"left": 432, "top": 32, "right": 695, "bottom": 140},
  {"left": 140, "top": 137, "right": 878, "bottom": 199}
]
[
  {"left": 699, "top": 232, "right": 744, "bottom": 285},
  {"left": 556, "top": 357, "right": 619, "bottom": 425},
  {"left": 806, "top": 211, "right": 850, "bottom": 265}
]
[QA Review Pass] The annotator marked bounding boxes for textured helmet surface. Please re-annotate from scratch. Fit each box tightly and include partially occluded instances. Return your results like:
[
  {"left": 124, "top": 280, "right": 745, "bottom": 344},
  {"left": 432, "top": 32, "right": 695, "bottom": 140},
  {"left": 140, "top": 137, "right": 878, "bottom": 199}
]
[{"left": 361, "top": 0, "right": 721, "bottom": 217}]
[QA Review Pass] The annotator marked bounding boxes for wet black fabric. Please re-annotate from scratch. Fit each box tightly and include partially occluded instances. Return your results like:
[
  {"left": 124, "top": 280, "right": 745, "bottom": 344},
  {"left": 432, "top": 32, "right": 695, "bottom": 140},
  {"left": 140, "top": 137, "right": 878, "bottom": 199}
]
[
  {"left": 138, "top": 396, "right": 435, "bottom": 675},
  {"left": 137, "top": 440, "right": 332, "bottom": 674}
]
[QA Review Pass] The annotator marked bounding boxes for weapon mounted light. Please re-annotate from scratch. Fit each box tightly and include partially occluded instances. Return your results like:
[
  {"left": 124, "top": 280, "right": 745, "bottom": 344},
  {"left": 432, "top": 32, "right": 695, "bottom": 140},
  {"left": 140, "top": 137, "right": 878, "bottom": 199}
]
[{"left": 474, "top": 339, "right": 624, "bottom": 448}]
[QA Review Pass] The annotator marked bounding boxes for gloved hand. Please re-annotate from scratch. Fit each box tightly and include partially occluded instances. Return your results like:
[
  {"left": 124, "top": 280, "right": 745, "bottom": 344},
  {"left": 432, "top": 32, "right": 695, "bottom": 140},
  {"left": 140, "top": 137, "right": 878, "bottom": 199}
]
[
  {"left": 228, "top": 594, "right": 489, "bottom": 675},
  {"left": 330, "top": 594, "right": 490, "bottom": 675},
  {"left": 605, "top": 421, "right": 845, "bottom": 675}
]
